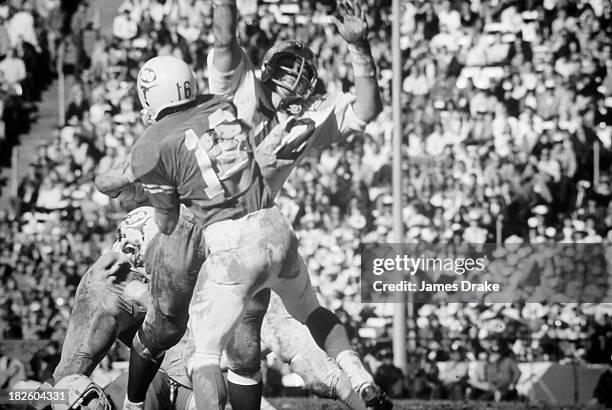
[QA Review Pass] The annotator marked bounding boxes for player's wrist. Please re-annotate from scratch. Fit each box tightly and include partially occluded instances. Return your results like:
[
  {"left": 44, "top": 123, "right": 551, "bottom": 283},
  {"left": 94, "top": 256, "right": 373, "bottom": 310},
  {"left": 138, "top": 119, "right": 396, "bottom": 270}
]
[
  {"left": 212, "top": 0, "right": 236, "bottom": 7},
  {"left": 347, "top": 37, "right": 369, "bottom": 49},
  {"left": 347, "top": 42, "right": 376, "bottom": 78}
]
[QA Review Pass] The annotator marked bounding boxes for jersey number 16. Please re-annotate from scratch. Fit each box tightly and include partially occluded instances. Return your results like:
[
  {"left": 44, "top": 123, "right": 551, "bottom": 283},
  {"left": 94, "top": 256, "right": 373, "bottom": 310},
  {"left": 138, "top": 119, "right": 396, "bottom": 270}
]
[{"left": 176, "top": 81, "right": 192, "bottom": 101}]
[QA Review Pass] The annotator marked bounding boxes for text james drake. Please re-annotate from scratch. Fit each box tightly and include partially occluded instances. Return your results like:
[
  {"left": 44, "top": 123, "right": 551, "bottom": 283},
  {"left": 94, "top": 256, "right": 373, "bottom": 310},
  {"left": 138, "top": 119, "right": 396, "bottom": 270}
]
[{"left": 372, "top": 280, "right": 501, "bottom": 293}]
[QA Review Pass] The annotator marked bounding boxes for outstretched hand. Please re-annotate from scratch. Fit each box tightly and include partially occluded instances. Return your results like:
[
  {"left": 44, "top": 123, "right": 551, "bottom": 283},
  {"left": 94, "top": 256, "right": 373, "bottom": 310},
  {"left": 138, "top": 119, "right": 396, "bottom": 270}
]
[{"left": 332, "top": 0, "right": 369, "bottom": 44}]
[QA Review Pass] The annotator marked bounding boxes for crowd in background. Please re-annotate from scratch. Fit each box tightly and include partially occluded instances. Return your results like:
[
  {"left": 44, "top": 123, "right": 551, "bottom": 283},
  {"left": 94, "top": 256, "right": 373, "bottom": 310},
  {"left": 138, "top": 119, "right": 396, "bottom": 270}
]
[
  {"left": 0, "top": 0, "right": 56, "bottom": 171},
  {"left": 1, "top": 0, "right": 612, "bottom": 403}
]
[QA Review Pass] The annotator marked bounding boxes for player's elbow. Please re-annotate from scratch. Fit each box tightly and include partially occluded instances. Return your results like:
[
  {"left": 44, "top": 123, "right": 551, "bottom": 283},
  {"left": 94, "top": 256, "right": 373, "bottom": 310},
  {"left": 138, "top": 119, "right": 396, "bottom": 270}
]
[
  {"left": 369, "top": 92, "right": 384, "bottom": 121},
  {"left": 212, "top": 41, "right": 241, "bottom": 72},
  {"left": 94, "top": 174, "right": 117, "bottom": 197},
  {"left": 94, "top": 174, "right": 107, "bottom": 192},
  {"left": 364, "top": 102, "right": 383, "bottom": 123},
  {"left": 355, "top": 102, "right": 383, "bottom": 124},
  {"left": 95, "top": 166, "right": 133, "bottom": 197}
]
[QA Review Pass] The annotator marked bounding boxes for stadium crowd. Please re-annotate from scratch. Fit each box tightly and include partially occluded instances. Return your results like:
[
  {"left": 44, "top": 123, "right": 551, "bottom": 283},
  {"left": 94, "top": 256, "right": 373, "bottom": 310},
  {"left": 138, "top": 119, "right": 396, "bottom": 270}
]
[
  {"left": 1, "top": 0, "right": 612, "bottom": 403},
  {"left": 0, "top": 0, "right": 57, "bottom": 172}
]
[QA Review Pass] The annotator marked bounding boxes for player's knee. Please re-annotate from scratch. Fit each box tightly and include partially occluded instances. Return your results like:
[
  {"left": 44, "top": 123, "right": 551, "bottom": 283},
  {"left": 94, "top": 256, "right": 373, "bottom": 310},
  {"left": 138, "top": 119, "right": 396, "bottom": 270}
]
[
  {"left": 305, "top": 307, "right": 342, "bottom": 349},
  {"left": 227, "top": 353, "right": 261, "bottom": 378},
  {"left": 305, "top": 378, "right": 336, "bottom": 399},
  {"left": 77, "top": 270, "right": 121, "bottom": 317},
  {"left": 230, "top": 293, "right": 268, "bottom": 362},
  {"left": 139, "top": 313, "right": 187, "bottom": 352},
  {"left": 158, "top": 318, "right": 188, "bottom": 349},
  {"left": 155, "top": 295, "right": 187, "bottom": 318},
  {"left": 244, "top": 289, "right": 270, "bottom": 320},
  {"left": 227, "top": 332, "right": 261, "bottom": 377}
]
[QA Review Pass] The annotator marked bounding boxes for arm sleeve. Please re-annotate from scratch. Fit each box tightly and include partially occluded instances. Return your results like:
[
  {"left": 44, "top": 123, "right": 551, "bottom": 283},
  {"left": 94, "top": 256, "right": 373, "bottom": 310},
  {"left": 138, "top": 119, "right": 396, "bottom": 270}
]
[{"left": 207, "top": 47, "right": 264, "bottom": 125}]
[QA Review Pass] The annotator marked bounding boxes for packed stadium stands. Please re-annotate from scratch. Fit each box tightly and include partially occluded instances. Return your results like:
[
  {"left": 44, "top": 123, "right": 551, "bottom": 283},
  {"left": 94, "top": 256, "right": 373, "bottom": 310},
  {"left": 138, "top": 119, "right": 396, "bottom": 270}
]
[
  {"left": 0, "top": 0, "right": 55, "bottom": 169},
  {"left": 1, "top": 0, "right": 612, "bottom": 403}
]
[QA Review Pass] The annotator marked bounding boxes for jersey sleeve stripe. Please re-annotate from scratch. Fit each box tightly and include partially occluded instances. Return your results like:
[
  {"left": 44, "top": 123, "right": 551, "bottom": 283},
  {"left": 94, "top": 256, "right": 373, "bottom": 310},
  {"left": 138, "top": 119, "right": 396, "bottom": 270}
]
[
  {"left": 141, "top": 183, "right": 175, "bottom": 190},
  {"left": 143, "top": 186, "right": 176, "bottom": 194}
]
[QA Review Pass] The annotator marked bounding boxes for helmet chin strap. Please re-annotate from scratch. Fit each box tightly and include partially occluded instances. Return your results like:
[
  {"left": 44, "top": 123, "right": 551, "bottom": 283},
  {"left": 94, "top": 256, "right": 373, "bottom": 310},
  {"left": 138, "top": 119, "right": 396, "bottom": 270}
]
[
  {"left": 277, "top": 96, "right": 305, "bottom": 115},
  {"left": 140, "top": 109, "right": 155, "bottom": 125}
]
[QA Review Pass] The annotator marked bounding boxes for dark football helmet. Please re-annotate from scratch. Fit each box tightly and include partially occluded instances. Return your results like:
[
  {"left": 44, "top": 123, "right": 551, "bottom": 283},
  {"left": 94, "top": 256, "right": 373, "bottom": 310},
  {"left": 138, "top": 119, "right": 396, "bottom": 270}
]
[{"left": 261, "top": 40, "right": 318, "bottom": 102}]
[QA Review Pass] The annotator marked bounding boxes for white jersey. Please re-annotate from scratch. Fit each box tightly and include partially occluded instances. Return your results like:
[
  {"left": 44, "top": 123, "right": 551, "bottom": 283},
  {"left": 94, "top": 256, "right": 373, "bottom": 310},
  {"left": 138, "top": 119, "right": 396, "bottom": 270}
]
[{"left": 207, "top": 49, "right": 367, "bottom": 196}]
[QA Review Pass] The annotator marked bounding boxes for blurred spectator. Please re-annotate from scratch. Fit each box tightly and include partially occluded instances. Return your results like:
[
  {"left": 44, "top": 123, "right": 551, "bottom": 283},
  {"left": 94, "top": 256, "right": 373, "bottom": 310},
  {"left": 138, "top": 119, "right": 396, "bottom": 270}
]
[
  {"left": 409, "top": 352, "right": 441, "bottom": 400},
  {"left": 0, "top": 350, "right": 26, "bottom": 388},
  {"left": 0, "top": 16, "right": 10, "bottom": 59},
  {"left": 439, "top": 345, "right": 469, "bottom": 400},
  {"left": 7, "top": 1, "right": 40, "bottom": 52},
  {"left": 29, "top": 342, "right": 60, "bottom": 382},
  {"left": 374, "top": 350, "right": 405, "bottom": 398},
  {"left": 113, "top": 7, "right": 137, "bottom": 41},
  {"left": 65, "top": 84, "right": 89, "bottom": 124},
  {"left": 70, "top": 1, "right": 96, "bottom": 75},
  {"left": 0, "top": 48, "right": 27, "bottom": 87},
  {"left": 486, "top": 343, "right": 521, "bottom": 402},
  {"left": 0, "top": 0, "right": 53, "bottom": 170},
  {"left": 467, "top": 351, "right": 492, "bottom": 400}
]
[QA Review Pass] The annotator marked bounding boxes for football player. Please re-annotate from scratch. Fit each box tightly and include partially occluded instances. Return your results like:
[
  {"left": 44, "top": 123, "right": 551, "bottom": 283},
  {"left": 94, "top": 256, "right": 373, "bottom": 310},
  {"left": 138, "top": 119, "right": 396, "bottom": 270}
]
[
  {"left": 95, "top": 56, "right": 374, "bottom": 410},
  {"left": 94, "top": 55, "right": 276, "bottom": 410},
  {"left": 46, "top": 207, "right": 365, "bottom": 410},
  {"left": 206, "top": 0, "right": 387, "bottom": 409}
]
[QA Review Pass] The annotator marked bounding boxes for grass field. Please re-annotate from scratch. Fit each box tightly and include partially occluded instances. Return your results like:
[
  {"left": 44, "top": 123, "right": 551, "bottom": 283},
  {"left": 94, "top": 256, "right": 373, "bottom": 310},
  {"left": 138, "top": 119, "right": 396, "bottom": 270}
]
[{"left": 266, "top": 398, "right": 589, "bottom": 410}]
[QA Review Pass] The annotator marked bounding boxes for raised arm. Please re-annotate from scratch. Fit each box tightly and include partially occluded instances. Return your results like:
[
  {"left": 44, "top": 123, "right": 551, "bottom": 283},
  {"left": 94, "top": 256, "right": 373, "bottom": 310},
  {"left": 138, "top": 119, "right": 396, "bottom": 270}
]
[
  {"left": 333, "top": 0, "right": 383, "bottom": 122},
  {"left": 212, "top": 0, "right": 242, "bottom": 73}
]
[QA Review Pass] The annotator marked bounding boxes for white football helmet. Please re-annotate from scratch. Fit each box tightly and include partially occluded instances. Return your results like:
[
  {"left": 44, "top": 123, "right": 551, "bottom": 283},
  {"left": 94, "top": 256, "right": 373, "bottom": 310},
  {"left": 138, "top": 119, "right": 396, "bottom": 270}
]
[
  {"left": 53, "top": 374, "right": 111, "bottom": 410},
  {"left": 112, "top": 206, "right": 159, "bottom": 267},
  {"left": 136, "top": 55, "right": 197, "bottom": 123}
]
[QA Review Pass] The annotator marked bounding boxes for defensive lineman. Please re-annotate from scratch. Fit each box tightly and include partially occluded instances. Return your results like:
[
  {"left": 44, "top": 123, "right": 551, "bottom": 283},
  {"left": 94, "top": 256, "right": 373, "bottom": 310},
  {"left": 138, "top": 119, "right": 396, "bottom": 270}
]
[
  {"left": 205, "top": 0, "right": 388, "bottom": 408},
  {"left": 96, "top": 56, "right": 381, "bottom": 410}
]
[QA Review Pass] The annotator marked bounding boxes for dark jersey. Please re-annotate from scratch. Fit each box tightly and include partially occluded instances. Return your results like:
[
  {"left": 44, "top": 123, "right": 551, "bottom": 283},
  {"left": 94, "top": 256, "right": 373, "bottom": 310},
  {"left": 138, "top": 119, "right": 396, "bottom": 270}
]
[{"left": 129, "top": 95, "right": 271, "bottom": 227}]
